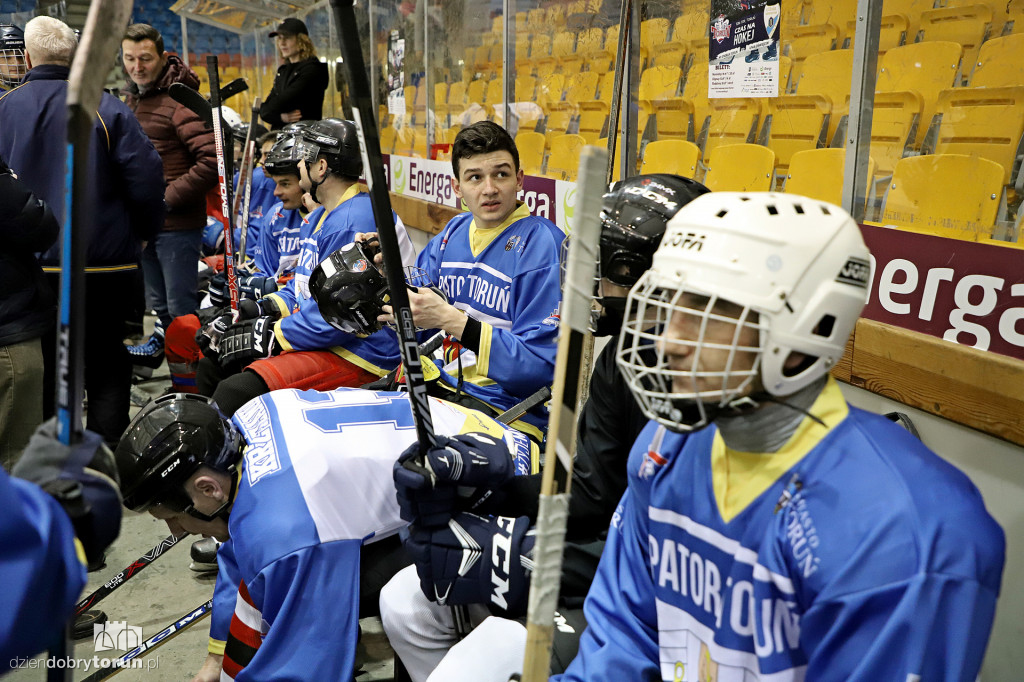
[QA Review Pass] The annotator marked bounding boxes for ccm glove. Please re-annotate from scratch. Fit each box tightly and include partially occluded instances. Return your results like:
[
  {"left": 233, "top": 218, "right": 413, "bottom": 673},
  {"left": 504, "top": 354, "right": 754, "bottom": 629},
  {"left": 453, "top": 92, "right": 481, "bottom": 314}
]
[
  {"left": 406, "top": 512, "right": 534, "bottom": 615},
  {"left": 236, "top": 296, "right": 283, "bottom": 322},
  {"left": 239, "top": 275, "right": 277, "bottom": 301},
  {"left": 13, "top": 419, "right": 122, "bottom": 566},
  {"left": 393, "top": 433, "right": 515, "bottom": 527},
  {"left": 196, "top": 308, "right": 233, "bottom": 361},
  {"left": 218, "top": 316, "right": 279, "bottom": 369}
]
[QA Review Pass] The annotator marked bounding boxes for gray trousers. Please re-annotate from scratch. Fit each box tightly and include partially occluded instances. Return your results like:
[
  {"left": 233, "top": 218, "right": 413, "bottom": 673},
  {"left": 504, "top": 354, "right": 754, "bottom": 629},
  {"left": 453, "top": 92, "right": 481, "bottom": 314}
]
[{"left": 0, "top": 337, "right": 45, "bottom": 471}]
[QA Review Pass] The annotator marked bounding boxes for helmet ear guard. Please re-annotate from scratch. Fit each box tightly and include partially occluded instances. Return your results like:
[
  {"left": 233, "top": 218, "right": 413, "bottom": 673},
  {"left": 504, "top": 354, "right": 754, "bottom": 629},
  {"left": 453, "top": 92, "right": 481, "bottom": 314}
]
[{"left": 617, "top": 192, "right": 871, "bottom": 432}]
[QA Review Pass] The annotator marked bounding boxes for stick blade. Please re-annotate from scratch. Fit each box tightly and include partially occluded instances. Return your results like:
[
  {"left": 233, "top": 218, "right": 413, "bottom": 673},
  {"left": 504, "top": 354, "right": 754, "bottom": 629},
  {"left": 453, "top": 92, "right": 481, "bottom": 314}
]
[{"left": 66, "top": 0, "right": 134, "bottom": 115}]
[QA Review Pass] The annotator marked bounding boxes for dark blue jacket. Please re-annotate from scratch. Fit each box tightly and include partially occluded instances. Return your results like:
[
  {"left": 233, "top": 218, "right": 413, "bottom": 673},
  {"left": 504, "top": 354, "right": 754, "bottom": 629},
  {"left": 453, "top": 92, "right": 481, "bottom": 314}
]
[{"left": 0, "top": 65, "right": 165, "bottom": 271}]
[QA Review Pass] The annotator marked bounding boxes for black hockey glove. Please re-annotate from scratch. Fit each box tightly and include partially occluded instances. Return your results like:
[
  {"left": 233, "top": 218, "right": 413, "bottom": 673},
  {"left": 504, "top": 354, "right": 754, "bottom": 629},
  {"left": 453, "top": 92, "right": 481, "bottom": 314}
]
[
  {"left": 405, "top": 512, "right": 534, "bottom": 615},
  {"left": 196, "top": 308, "right": 233, "bottom": 361},
  {"left": 393, "top": 433, "right": 515, "bottom": 528},
  {"left": 218, "top": 316, "right": 279, "bottom": 370},
  {"left": 13, "top": 419, "right": 122, "bottom": 567},
  {"left": 208, "top": 272, "right": 230, "bottom": 308},
  {"left": 237, "top": 296, "right": 283, "bottom": 322},
  {"left": 239, "top": 275, "right": 277, "bottom": 301}
]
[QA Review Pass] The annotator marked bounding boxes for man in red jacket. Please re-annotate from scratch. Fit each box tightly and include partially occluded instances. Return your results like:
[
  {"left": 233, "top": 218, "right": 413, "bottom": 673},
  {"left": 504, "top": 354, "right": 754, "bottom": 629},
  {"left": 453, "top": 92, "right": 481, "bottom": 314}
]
[{"left": 122, "top": 23, "right": 218, "bottom": 366}]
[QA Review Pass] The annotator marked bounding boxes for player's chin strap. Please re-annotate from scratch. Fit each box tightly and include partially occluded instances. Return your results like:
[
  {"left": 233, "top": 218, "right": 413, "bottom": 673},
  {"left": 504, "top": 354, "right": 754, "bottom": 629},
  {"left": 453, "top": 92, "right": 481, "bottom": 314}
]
[
  {"left": 185, "top": 464, "right": 240, "bottom": 523},
  {"left": 714, "top": 377, "right": 829, "bottom": 453},
  {"left": 305, "top": 159, "right": 330, "bottom": 204}
]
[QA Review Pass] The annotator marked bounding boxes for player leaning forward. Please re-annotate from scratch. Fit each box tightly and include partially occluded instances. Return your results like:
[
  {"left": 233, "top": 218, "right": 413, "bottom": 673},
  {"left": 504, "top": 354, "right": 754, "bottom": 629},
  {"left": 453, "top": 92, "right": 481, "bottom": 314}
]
[
  {"left": 112, "top": 388, "right": 536, "bottom": 681},
  {"left": 554, "top": 192, "right": 1005, "bottom": 681}
]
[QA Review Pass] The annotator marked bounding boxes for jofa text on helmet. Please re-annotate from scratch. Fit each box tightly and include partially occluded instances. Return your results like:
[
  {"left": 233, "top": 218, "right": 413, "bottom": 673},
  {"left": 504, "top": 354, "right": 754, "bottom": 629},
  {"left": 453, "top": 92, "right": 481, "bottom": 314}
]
[{"left": 666, "top": 230, "right": 706, "bottom": 251}]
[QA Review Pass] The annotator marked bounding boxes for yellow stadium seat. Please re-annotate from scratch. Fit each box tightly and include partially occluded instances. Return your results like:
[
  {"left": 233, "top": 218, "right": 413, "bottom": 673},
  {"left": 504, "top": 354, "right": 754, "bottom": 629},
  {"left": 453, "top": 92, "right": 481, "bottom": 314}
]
[
  {"left": 931, "top": 85, "right": 1024, "bottom": 188},
  {"left": 917, "top": 4, "right": 994, "bottom": 79},
  {"left": 859, "top": 89, "right": 925, "bottom": 179},
  {"left": 640, "top": 18, "right": 671, "bottom": 67},
  {"left": 597, "top": 137, "right": 629, "bottom": 181},
  {"left": 783, "top": 148, "right": 876, "bottom": 206},
  {"left": 968, "top": 33, "right": 1024, "bottom": 86},
  {"left": 680, "top": 60, "right": 710, "bottom": 137},
  {"left": 578, "top": 106, "right": 608, "bottom": 145},
  {"left": 703, "top": 144, "right": 776, "bottom": 192},
  {"left": 945, "top": 0, "right": 1012, "bottom": 37},
  {"left": 639, "top": 65, "right": 683, "bottom": 141},
  {"left": 882, "top": 154, "right": 1005, "bottom": 239},
  {"left": 536, "top": 73, "right": 567, "bottom": 111},
  {"left": 784, "top": 23, "right": 842, "bottom": 86},
  {"left": 843, "top": 13, "right": 909, "bottom": 57},
  {"left": 640, "top": 139, "right": 701, "bottom": 177},
  {"left": 380, "top": 125, "right": 397, "bottom": 154},
  {"left": 552, "top": 72, "right": 600, "bottom": 113},
  {"left": 650, "top": 44, "right": 689, "bottom": 70},
  {"left": 485, "top": 80, "right": 504, "bottom": 106},
  {"left": 875, "top": 41, "right": 963, "bottom": 148},
  {"left": 700, "top": 98, "right": 764, "bottom": 165},
  {"left": 467, "top": 80, "right": 487, "bottom": 107},
  {"left": 762, "top": 95, "right": 832, "bottom": 184},
  {"left": 527, "top": 8, "right": 546, "bottom": 33},
  {"left": 575, "top": 27, "right": 605, "bottom": 62},
  {"left": 795, "top": 49, "right": 853, "bottom": 143},
  {"left": 1005, "top": 0, "right": 1024, "bottom": 34},
  {"left": 543, "top": 110, "right": 574, "bottom": 148},
  {"left": 673, "top": 7, "right": 710, "bottom": 42},
  {"left": 882, "top": 0, "right": 932, "bottom": 40},
  {"left": 778, "top": 55, "right": 794, "bottom": 94},
  {"left": 546, "top": 134, "right": 587, "bottom": 181},
  {"left": 516, "top": 132, "right": 547, "bottom": 176}
]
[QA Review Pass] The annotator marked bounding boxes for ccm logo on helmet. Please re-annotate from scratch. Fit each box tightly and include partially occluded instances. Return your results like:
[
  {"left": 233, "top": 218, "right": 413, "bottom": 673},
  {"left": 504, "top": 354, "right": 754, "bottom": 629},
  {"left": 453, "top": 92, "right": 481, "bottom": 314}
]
[
  {"left": 624, "top": 184, "right": 678, "bottom": 211},
  {"left": 160, "top": 457, "right": 182, "bottom": 478},
  {"left": 836, "top": 257, "right": 871, "bottom": 288},
  {"left": 666, "top": 230, "right": 706, "bottom": 251}
]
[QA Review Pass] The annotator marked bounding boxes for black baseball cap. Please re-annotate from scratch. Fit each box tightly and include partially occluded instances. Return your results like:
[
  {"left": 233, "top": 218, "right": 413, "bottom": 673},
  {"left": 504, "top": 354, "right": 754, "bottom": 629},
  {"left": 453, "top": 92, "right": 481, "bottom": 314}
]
[{"left": 269, "top": 18, "right": 308, "bottom": 38}]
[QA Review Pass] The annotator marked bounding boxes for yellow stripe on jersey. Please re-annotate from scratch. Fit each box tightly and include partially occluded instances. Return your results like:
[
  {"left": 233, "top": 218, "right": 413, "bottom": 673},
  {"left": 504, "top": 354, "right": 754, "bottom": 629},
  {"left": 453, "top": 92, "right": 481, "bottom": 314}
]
[
  {"left": 711, "top": 376, "right": 849, "bottom": 523},
  {"left": 74, "top": 538, "right": 87, "bottom": 567},
  {"left": 208, "top": 638, "right": 227, "bottom": 655},
  {"left": 468, "top": 202, "right": 531, "bottom": 257},
  {"left": 330, "top": 345, "right": 391, "bottom": 377},
  {"left": 312, "top": 184, "right": 360, "bottom": 235},
  {"left": 475, "top": 321, "right": 494, "bottom": 378},
  {"left": 264, "top": 293, "right": 292, "bottom": 318}
]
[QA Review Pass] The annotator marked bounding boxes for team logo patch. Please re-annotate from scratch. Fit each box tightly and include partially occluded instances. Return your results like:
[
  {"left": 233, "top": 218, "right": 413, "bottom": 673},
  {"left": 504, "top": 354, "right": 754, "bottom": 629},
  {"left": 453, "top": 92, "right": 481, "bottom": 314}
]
[
  {"left": 638, "top": 427, "right": 669, "bottom": 480},
  {"left": 835, "top": 256, "right": 871, "bottom": 288},
  {"left": 712, "top": 15, "right": 731, "bottom": 43},
  {"left": 352, "top": 258, "right": 369, "bottom": 273},
  {"left": 505, "top": 235, "right": 522, "bottom": 251}
]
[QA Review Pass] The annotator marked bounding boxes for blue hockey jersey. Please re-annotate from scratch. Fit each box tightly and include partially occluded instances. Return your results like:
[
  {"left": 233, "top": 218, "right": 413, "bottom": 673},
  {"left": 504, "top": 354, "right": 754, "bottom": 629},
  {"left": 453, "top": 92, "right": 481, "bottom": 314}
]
[
  {"left": 415, "top": 203, "right": 564, "bottom": 438},
  {"left": 248, "top": 201, "right": 306, "bottom": 280},
  {"left": 262, "top": 186, "right": 416, "bottom": 376},
  {"left": 231, "top": 166, "right": 279, "bottom": 257},
  {"left": 1, "top": 469, "right": 86, "bottom": 669},
  {"left": 555, "top": 378, "right": 1005, "bottom": 682},
  {"left": 207, "top": 387, "right": 537, "bottom": 680}
]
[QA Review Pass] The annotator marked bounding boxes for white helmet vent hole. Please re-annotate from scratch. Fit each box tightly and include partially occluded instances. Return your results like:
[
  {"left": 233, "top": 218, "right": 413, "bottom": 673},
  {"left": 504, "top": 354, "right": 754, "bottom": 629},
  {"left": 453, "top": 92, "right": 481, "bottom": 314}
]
[
  {"left": 716, "top": 209, "right": 728, "bottom": 218},
  {"left": 814, "top": 314, "right": 837, "bottom": 338},
  {"left": 767, "top": 205, "right": 779, "bottom": 215},
  {"left": 820, "top": 205, "right": 832, "bottom": 215},
  {"left": 794, "top": 204, "right": 805, "bottom": 214}
]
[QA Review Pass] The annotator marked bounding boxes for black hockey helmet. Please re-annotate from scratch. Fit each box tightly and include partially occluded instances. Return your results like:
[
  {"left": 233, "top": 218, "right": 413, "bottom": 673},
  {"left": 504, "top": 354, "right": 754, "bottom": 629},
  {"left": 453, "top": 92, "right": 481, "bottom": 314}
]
[
  {"left": 263, "top": 132, "right": 304, "bottom": 178},
  {"left": 114, "top": 394, "right": 243, "bottom": 516},
  {"left": 298, "top": 118, "right": 362, "bottom": 178},
  {"left": 0, "top": 24, "right": 26, "bottom": 90},
  {"left": 599, "top": 174, "right": 710, "bottom": 287},
  {"left": 309, "top": 240, "right": 390, "bottom": 336},
  {"left": 279, "top": 120, "right": 315, "bottom": 138},
  {"left": 231, "top": 121, "right": 270, "bottom": 143}
]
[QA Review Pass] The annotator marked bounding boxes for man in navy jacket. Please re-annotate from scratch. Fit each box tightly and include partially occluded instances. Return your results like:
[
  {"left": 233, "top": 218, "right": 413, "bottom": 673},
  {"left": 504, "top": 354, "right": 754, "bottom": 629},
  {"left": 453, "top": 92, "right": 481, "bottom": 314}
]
[{"left": 0, "top": 16, "right": 164, "bottom": 447}]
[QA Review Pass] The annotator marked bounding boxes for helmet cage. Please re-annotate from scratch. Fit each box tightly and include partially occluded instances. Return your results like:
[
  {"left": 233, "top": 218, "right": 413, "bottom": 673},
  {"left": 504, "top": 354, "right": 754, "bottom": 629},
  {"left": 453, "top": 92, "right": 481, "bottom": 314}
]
[{"left": 617, "top": 277, "right": 767, "bottom": 432}]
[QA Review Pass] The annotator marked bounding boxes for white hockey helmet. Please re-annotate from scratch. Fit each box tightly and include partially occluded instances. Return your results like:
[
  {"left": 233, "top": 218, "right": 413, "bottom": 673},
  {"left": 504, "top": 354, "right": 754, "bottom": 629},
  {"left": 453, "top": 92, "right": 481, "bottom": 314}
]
[{"left": 616, "top": 192, "right": 871, "bottom": 432}]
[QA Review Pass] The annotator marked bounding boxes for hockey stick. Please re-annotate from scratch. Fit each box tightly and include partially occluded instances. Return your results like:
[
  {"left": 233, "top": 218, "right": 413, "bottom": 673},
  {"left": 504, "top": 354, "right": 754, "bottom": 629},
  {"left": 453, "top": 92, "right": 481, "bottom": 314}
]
[
  {"left": 207, "top": 55, "right": 240, "bottom": 314},
  {"left": 519, "top": 146, "right": 606, "bottom": 682},
  {"left": 495, "top": 386, "right": 552, "bottom": 426},
  {"left": 235, "top": 97, "right": 262, "bottom": 266},
  {"left": 79, "top": 599, "right": 213, "bottom": 682},
  {"left": 55, "top": 0, "right": 134, "bottom": 678},
  {"left": 604, "top": 0, "right": 633, "bottom": 186},
  {"left": 167, "top": 79, "right": 247, "bottom": 129},
  {"left": 74, "top": 534, "right": 186, "bottom": 617}
]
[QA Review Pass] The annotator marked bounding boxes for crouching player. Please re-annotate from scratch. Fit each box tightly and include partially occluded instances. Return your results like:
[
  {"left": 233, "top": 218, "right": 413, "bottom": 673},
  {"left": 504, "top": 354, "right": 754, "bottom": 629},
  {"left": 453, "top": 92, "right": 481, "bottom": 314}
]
[
  {"left": 112, "top": 389, "right": 536, "bottom": 681},
  {"left": 554, "top": 192, "right": 1005, "bottom": 680}
]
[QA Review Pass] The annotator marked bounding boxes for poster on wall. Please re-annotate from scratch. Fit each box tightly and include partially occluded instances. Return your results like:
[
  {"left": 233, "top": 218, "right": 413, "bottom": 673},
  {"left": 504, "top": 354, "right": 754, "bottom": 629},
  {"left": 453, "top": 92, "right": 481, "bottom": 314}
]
[
  {"left": 708, "top": 0, "right": 780, "bottom": 97},
  {"left": 386, "top": 30, "right": 406, "bottom": 116}
]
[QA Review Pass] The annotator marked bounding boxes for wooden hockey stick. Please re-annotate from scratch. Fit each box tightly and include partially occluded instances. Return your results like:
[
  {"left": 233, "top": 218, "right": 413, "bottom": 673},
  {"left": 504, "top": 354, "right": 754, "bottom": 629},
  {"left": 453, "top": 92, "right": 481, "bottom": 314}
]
[
  {"left": 206, "top": 55, "right": 240, "bottom": 313},
  {"left": 236, "top": 97, "right": 262, "bottom": 267},
  {"left": 55, "top": 1, "right": 134, "bottom": 678},
  {"left": 79, "top": 599, "right": 213, "bottom": 681},
  {"left": 519, "top": 146, "right": 607, "bottom": 682}
]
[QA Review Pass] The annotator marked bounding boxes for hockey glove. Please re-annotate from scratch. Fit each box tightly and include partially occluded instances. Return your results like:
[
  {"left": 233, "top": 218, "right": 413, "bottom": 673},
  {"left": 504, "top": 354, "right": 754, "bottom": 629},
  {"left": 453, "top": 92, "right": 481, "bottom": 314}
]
[
  {"left": 237, "top": 296, "right": 283, "bottom": 322},
  {"left": 239, "top": 275, "right": 278, "bottom": 301},
  {"left": 13, "top": 419, "right": 123, "bottom": 567},
  {"left": 405, "top": 512, "right": 534, "bottom": 615},
  {"left": 207, "top": 271, "right": 230, "bottom": 308},
  {"left": 393, "top": 433, "right": 515, "bottom": 527},
  {"left": 218, "top": 316, "right": 279, "bottom": 370},
  {"left": 196, "top": 308, "right": 233, "bottom": 361}
]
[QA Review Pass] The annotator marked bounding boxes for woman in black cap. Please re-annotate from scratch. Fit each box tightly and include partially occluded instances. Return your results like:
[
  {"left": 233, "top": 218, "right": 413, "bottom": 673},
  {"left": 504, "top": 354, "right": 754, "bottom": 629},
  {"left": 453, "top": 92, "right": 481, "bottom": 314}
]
[{"left": 260, "top": 17, "right": 328, "bottom": 128}]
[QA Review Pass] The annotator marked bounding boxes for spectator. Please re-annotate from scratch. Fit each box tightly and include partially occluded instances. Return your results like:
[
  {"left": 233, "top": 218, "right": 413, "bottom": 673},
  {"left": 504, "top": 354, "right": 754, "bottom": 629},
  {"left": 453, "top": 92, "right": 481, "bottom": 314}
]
[
  {"left": 0, "top": 15, "right": 165, "bottom": 447},
  {"left": 0, "top": 24, "right": 26, "bottom": 94},
  {"left": 122, "top": 23, "right": 218, "bottom": 368},
  {"left": 0, "top": 155, "right": 59, "bottom": 469},
  {"left": 259, "top": 18, "right": 328, "bottom": 128}
]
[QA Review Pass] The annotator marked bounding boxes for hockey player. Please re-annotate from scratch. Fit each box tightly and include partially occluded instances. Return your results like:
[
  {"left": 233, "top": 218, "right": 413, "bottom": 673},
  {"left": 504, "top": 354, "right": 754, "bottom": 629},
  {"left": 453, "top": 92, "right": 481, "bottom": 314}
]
[
  {"left": 547, "top": 192, "right": 1005, "bottom": 681},
  {"left": 378, "top": 174, "right": 711, "bottom": 681},
  {"left": 194, "top": 118, "right": 417, "bottom": 417},
  {"left": 368, "top": 121, "right": 565, "bottom": 441},
  {"left": 165, "top": 131, "right": 311, "bottom": 396},
  {"left": 113, "top": 389, "right": 537, "bottom": 681},
  {"left": 2, "top": 420, "right": 121, "bottom": 669},
  {"left": 0, "top": 24, "right": 26, "bottom": 93}
]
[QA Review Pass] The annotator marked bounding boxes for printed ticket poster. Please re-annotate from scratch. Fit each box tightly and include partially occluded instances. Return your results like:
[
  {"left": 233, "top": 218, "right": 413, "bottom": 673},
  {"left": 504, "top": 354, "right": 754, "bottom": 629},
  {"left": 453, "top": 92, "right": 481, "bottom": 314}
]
[
  {"left": 386, "top": 30, "right": 406, "bottom": 116},
  {"left": 708, "top": 0, "right": 780, "bottom": 97}
]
